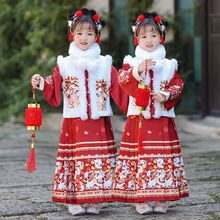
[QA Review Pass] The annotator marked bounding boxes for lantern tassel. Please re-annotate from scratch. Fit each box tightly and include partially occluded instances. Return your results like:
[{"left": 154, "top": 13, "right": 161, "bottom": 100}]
[
  {"left": 26, "top": 143, "right": 37, "bottom": 171},
  {"left": 26, "top": 134, "right": 37, "bottom": 171},
  {"left": 138, "top": 114, "right": 144, "bottom": 152}
]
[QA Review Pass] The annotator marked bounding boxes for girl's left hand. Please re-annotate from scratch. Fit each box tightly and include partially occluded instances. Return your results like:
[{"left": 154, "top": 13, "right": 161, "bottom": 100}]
[{"left": 152, "top": 93, "right": 166, "bottom": 103}]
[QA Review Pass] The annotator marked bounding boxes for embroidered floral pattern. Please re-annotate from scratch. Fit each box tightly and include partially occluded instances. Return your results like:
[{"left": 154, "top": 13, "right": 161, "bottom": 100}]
[
  {"left": 96, "top": 80, "right": 109, "bottom": 111},
  {"left": 113, "top": 156, "right": 187, "bottom": 190},
  {"left": 122, "top": 63, "right": 131, "bottom": 71},
  {"left": 168, "top": 84, "right": 184, "bottom": 100},
  {"left": 64, "top": 76, "right": 80, "bottom": 108},
  {"left": 118, "top": 64, "right": 133, "bottom": 85},
  {"left": 162, "top": 71, "right": 184, "bottom": 101},
  {"left": 45, "top": 75, "right": 54, "bottom": 84},
  {"left": 53, "top": 157, "right": 116, "bottom": 193},
  {"left": 160, "top": 80, "right": 169, "bottom": 91}
]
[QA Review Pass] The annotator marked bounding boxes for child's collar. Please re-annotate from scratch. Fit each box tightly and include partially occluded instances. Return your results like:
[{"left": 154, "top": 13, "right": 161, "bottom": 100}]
[
  {"left": 68, "top": 42, "right": 101, "bottom": 59},
  {"left": 135, "top": 44, "right": 166, "bottom": 60}
]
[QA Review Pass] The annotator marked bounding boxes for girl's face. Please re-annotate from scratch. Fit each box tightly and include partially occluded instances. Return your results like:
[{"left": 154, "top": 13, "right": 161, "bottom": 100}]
[
  {"left": 137, "top": 26, "right": 161, "bottom": 52},
  {"left": 73, "top": 23, "right": 97, "bottom": 51}
]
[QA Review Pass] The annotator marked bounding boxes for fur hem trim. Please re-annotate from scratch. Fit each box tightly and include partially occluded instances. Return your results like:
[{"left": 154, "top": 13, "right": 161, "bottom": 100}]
[
  {"left": 123, "top": 55, "right": 134, "bottom": 65},
  {"left": 58, "top": 54, "right": 113, "bottom": 120},
  {"left": 57, "top": 55, "right": 65, "bottom": 78}
]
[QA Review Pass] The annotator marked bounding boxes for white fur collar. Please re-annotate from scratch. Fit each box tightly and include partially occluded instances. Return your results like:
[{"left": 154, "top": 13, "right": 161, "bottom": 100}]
[
  {"left": 68, "top": 42, "right": 101, "bottom": 59},
  {"left": 68, "top": 42, "right": 101, "bottom": 74},
  {"left": 135, "top": 44, "right": 166, "bottom": 60}
]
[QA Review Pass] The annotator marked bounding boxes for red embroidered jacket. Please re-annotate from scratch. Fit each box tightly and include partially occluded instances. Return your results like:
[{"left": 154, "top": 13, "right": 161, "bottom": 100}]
[
  {"left": 42, "top": 65, "right": 129, "bottom": 115},
  {"left": 118, "top": 63, "right": 184, "bottom": 111}
]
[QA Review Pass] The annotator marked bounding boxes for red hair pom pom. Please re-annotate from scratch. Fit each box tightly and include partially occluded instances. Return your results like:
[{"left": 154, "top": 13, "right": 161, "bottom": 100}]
[
  {"left": 75, "top": 10, "right": 83, "bottom": 17},
  {"left": 154, "top": 16, "right": 162, "bottom": 23},
  {"left": 137, "top": 14, "right": 145, "bottom": 22},
  {"left": 92, "top": 14, "right": 100, "bottom": 21}
]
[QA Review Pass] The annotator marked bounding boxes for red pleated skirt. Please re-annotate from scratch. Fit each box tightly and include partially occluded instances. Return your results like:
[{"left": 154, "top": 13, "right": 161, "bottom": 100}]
[
  {"left": 52, "top": 117, "right": 117, "bottom": 204},
  {"left": 112, "top": 116, "right": 189, "bottom": 203}
]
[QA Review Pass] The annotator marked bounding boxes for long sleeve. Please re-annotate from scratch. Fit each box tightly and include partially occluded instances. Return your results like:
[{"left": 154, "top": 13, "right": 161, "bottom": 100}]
[
  {"left": 118, "top": 64, "right": 139, "bottom": 98},
  {"left": 43, "top": 65, "right": 63, "bottom": 107},
  {"left": 110, "top": 66, "right": 129, "bottom": 115},
  {"left": 163, "top": 70, "right": 184, "bottom": 111}
]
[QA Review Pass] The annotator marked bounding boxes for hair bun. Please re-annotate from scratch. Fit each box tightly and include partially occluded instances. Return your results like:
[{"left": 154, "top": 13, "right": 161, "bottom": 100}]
[
  {"left": 68, "top": 12, "right": 75, "bottom": 21},
  {"left": 99, "top": 19, "right": 105, "bottom": 28},
  {"left": 90, "top": 9, "right": 96, "bottom": 16},
  {"left": 131, "top": 11, "right": 168, "bottom": 33},
  {"left": 81, "top": 8, "right": 89, "bottom": 14},
  {"left": 151, "top": 12, "right": 158, "bottom": 17}
]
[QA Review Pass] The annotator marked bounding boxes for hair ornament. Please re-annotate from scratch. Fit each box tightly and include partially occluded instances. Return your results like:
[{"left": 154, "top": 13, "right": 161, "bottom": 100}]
[
  {"left": 132, "top": 12, "right": 168, "bottom": 45},
  {"left": 134, "top": 36, "right": 139, "bottom": 46},
  {"left": 161, "top": 35, "right": 165, "bottom": 45},
  {"left": 154, "top": 16, "right": 162, "bottom": 23},
  {"left": 67, "top": 10, "right": 83, "bottom": 28},
  {"left": 137, "top": 14, "right": 145, "bottom": 22},
  {"left": 92, "top": 14, "right": 100, "bottom": 21},
  {"left": 75, "top": 10, "right": 83, "bottom": 17},
  {"left": 68, "top": 8, "right": 105, "bottom": 44}
]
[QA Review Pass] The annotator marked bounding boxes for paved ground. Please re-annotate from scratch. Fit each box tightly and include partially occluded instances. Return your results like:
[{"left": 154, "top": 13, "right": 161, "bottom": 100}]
[{"left": 0, "top": 115, "right": 220, "bottom": 220}]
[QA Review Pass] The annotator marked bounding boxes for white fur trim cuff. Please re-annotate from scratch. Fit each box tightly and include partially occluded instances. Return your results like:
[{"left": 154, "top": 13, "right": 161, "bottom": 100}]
[
  {"left": 132, "top": 65, "right": 142, "bottom": 82},
  {"left": 159, "top": 91, "right": 170, "bottom": 101},
  {"left": 38, "top": 77, "right": 44, "bottom": 91}
]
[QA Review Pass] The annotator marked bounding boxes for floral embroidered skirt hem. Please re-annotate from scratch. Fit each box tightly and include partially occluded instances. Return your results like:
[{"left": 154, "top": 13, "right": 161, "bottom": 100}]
[
  {"left": 112, "top": 116, "right": 189, "bottom": 203},
  {"left": 52, "top": 117, "right": 117, "bottom": 204}
]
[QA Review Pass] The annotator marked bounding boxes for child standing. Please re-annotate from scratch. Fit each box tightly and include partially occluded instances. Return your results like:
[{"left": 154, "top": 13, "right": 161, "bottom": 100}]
[
  {"left": 112, "top": 12, "right": 189, "bottom": 214},
  {"left": 31, "top": 8, "right": 128, "bottom": 216}
]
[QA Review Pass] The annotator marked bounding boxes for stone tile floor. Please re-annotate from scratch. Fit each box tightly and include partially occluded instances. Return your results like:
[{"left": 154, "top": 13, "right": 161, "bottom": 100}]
[{"left": 0, "top": 116, "right": 220, "bottom": 220}]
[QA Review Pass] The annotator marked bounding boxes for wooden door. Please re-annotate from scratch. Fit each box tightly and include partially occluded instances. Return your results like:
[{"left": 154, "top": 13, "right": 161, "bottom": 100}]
[{"left": 207, "top": 0, "right": 220, "bottom": 116}]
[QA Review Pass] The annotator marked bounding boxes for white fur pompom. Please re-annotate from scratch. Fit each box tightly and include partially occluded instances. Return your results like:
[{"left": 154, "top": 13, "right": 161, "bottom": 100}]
[
  {"left": 161, "top": 25, "right": 165, "bottom": 32},
  {"left": 132, "top": 26, "right": 136, "bottom": 32},
  {"left": 98, "top": 24, "right": 102, "bottom": 30},
  {"left": 68, "top": 20, "right": 72, "bottom": 27}
]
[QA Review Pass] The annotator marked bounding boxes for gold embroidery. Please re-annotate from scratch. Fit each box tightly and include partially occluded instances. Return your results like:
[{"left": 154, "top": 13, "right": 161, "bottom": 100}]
[
  {"left": 64, "top": 76, "right": 80, "bottom": 108},
  {"left": 96, "top": 80, "right": 109, "bottom": 111}
]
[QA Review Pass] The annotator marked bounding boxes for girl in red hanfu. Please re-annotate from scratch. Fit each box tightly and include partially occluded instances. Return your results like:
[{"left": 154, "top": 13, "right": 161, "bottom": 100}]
[
  {"left": 31, "top": 8, "right": 128, "bottom": 216},
  {"left": 112, "top": 12, "right": 189, "bottom": 214}
]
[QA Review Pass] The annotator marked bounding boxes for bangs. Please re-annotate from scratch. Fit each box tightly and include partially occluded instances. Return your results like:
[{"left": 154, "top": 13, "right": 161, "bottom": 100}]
[
  {"left": 75, "top": 22, "right": 95, "bottom": 32},
  {"left": 136, "top": 18, "right": 161, "bottom": 36},
  {"left": 139, "top": 24, "right": 159, "bottom": 35},
  {"left": 71, "top": 15, "right": 97, "bottom": 34}
]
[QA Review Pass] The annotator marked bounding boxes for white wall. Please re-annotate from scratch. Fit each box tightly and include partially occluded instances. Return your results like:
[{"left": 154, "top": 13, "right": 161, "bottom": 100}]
[
  {"left": 149, "top": 0, "right": 175, "bottom": 41},
  {"left": 84, "top": 0, "right": 175, "bottom": 41},
  {"left": 85, "top": 0, "right": 109, "bottom": 39},
  {"left": 150, "top": 0, "right": 175, "bottom": 15}
]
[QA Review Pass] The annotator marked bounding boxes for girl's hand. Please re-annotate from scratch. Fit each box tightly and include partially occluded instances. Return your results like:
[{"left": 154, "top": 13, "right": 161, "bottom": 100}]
[
  {"left": 138, "top": 59, "right": 156, "bottom": 74},
  {"left": 31, "top": 74, "right": 41, "bottom": 89},
  {"left": 152, "top": 92, "right": 166, "bottom": 103}
]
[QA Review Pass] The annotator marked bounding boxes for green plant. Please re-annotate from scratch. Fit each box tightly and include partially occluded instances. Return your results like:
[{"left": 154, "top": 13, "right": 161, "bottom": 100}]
[{"left": 0, "top": 0, "right": 87, "bottom": 123}]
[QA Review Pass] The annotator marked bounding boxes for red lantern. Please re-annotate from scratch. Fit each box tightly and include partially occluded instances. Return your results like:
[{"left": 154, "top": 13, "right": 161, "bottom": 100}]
[
  {"left": 25, "top": 89, "right": 42, "bottom": 171},
  {"left": 135, "top": 60, "right": 150, "bottom": 152},
  {"left": 135, "top": 84, "right": 150, "bottom": 110},
  {"left": 135, "top": 84, "right": 150, "bottom": 153}
]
